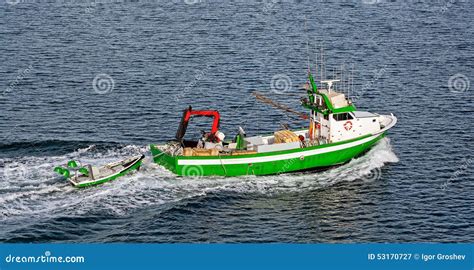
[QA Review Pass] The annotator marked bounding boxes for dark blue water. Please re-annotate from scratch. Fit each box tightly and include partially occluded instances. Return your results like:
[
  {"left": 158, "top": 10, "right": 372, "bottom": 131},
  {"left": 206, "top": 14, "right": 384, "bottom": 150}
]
[{"left": 0, "top": 0, "right": 473, "bottom": 243}]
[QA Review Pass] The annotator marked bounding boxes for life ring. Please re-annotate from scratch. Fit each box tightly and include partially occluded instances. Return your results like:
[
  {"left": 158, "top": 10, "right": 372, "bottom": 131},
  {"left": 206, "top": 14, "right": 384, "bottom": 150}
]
[{"left": 343, "top": 121, "right": 353, "bottom": 131}]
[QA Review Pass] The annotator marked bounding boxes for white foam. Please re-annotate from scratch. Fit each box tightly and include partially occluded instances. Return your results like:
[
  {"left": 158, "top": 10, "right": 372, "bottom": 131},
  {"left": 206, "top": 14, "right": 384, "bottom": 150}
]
[{"left": 0, "top": 139, "right": 398, "bottom": 221}]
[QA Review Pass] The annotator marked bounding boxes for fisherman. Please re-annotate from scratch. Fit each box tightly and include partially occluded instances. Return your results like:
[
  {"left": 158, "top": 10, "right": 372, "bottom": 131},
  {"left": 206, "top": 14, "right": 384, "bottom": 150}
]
[{"left": 197, "top": 130, "right": 225, "bottom": 150}]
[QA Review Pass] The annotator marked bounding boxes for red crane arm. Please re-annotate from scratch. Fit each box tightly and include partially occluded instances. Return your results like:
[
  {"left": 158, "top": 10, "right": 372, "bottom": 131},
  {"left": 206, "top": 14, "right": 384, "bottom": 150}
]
[
  {"left": 183, "top": 109, "right": 220, "bottom": 134},
  {"left": 175, "top": 106, "right": 221, "bottom": 142}
]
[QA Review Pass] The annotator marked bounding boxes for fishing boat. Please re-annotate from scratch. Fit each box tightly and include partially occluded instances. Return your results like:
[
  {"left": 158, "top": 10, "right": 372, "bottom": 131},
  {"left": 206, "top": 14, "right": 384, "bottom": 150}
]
[
  {"left": 54, "top": 155, "right": 145, "bottom": 188},
  {"left": 150, "top": 71, "right": 396, "bottom": 177}
]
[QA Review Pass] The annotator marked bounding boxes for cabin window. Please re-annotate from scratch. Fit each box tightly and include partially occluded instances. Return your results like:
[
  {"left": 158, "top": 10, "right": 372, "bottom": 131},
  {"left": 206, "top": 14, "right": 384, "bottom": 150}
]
[
  {"left": 332, "top": 113, "right": 354, "bottom": 121},
  {"left": 323, "top": 114, "right": 329, "bottom": 120}
]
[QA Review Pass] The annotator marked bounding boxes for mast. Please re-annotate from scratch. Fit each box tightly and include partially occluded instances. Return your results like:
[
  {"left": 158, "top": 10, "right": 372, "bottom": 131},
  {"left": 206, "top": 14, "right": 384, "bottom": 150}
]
[
  {"left": 315, "top": 44, "right": 318, "bottom": 82},
  {"left": 320, "top": 46, "right": 324, "bottom": 82},
  {"left": 351, "top": 64, "right": 354, "bottom": 99},
  {"left": 304, "top": 16, "right": 316, "bottom": 141}
]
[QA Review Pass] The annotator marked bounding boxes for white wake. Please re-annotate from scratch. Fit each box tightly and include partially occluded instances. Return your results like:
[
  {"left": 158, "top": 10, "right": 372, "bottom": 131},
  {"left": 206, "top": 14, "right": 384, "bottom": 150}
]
[{"left": 0, "top": 138, "right": 398, "bottom": 221}]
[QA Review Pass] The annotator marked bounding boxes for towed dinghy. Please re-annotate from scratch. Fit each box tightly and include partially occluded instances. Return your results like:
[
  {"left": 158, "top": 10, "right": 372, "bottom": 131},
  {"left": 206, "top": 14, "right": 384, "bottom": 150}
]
[{"left": 54, "top": 155, "right": 145, "bottom": 188}]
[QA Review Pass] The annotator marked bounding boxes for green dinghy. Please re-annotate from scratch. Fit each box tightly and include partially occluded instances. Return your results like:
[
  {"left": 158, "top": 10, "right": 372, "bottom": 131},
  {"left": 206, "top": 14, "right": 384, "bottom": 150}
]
[{"left": 54, "top": 155, "right": 145, "bottom": 188}]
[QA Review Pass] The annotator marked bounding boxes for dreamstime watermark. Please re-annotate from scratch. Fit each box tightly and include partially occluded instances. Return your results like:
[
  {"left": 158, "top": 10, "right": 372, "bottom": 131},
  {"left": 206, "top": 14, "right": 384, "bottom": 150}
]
[
  {"left": 4, "top": 251, "right": 85, "bottom": 264},
  {"left": 263, "top": 0, "right": 279, "bottom": 13},
  {"left": 448, "top": 73, "right": 470, "bottom": 93},
  {"left": 184, "top": 0, "right": 203, "bottom": 4},
  {"left": 2, "top": 64, "right": 34, "bottom": 97},
  {"left": 181, "top": 165, "right": 204, "bottom": 178},
  {"left": 437, "top": 0, "right": 456, "bottom": 13},
  {"left": 361, "top": 0, "right": 383, "bottom": 5},
  {"left": 270, "top": 74, "right": 292, "bottom": 94},
  {"left": 175, "top": 64, "right": 210, "bottom": 101},
  {"left": 79, "top": 1, "right": 115, "bottom": 48},
  {"left": 253, "top": 0, "right": 281, "bottom": 21},
  {"left": 276, "top": 156, "right": 299, "bottom": 174},
  {"left": 359, "top": 167, "right": 382, "bottom": 182},
  {"left": 256, "top": 47, "right": 282, "bottom": 70},
  {"left": 84, "top": 1, "right": 96, "bottom": 14},
  {"left": 441, "top": 157, "right": 472, "bottom": 190},
  {"left": 352, "top": 66, "right": 387, "bottom": 101},
  {"left": 92, "top": 73, "right": 115, "bottom": 94},
  {"left": 5, "top": 0, "right": 21, "bottom": 5}
]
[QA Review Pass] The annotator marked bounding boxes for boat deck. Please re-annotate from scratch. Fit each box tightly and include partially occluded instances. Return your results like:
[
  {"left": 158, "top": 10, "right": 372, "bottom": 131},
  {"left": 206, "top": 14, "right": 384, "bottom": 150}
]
[{"left": 69, "top": 155, "right": 143, "bottom": 186}]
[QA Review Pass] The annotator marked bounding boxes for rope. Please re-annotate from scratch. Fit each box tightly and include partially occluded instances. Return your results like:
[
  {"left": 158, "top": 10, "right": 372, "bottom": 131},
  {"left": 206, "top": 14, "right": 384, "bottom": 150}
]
[
  {"left": 152, "top": 152, "right": 165, "bottom": 158},
  {"left": 218, "top": 153, "right": 227, "bottom": 176}
]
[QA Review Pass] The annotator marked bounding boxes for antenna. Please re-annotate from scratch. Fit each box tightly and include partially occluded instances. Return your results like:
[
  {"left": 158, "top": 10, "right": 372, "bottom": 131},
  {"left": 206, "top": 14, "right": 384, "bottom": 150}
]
[
  {"left": 340, "top": 64, "right": 344, "bottom": 95},
  {"left": 343, "top": 64, "right": 347, "bottom": 96},
  {"left": 321, "top": 46, "right": 325, "bottom": 81},
  {"left": 332, "top": 67, "right": 336, "bottom": 91},
  {"left": 315, "top": 43, "right": 318, "bottom": 82},
  {"left": 351, "top": 64, "right": 354, "bottom": 98},
  {"left": 304, "top": 16, "right": 310, "bottom": 74},
  {"left": 320, "top": 45, "right": 323, "bottom": 83},
  {"left": 321, "top": 79, "right": 340, "bottom": 93}
]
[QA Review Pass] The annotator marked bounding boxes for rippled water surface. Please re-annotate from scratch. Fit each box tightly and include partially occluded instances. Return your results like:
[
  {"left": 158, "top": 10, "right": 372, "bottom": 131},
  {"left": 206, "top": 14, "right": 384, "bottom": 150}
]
[{"left": 0, "top": 0, "right": 473, "bottom": 242}]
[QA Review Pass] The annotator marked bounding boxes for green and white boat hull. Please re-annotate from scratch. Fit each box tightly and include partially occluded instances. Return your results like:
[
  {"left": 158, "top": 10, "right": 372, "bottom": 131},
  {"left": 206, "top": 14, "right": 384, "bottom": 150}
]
[
  {"left": 151, "top": 67, "right": 398, "bottom": 177},
  {"left": 151, "top": 133, "right": 385, "bottom": 177}
]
